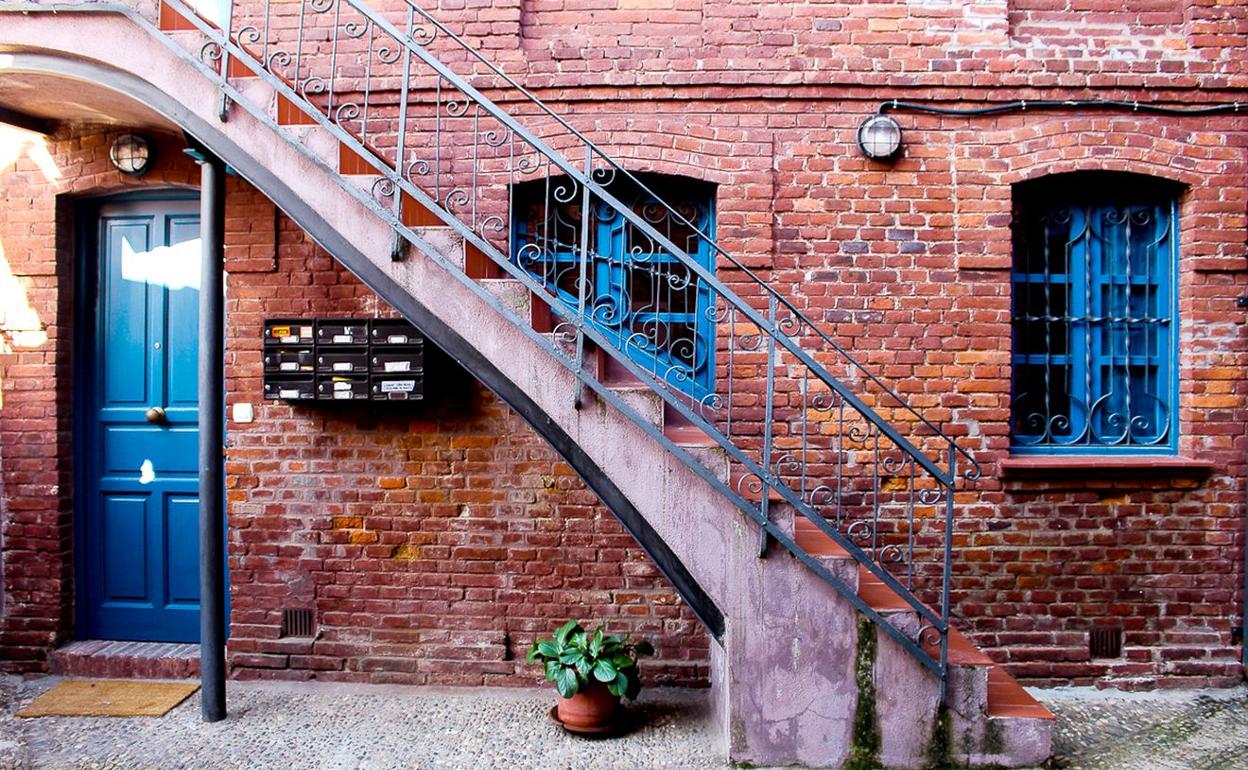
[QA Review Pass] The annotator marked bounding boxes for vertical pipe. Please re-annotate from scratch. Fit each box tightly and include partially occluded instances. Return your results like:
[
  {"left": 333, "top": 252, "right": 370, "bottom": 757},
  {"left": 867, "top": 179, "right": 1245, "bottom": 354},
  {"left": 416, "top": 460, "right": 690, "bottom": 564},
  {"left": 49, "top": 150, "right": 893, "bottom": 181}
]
[
  {"left": 758, "top": 295, "right": 777, "bottom": 557},
  {"left": 198, "top": 155, "right": 227, "bottom": 723}
]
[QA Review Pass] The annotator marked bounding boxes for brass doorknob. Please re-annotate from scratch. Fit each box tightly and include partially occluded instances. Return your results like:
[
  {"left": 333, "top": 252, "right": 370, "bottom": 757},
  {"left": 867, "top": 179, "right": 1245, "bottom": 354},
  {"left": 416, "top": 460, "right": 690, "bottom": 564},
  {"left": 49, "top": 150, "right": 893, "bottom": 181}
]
[{"left": 145, "top": 406, "right": 167, "bottom": 424}]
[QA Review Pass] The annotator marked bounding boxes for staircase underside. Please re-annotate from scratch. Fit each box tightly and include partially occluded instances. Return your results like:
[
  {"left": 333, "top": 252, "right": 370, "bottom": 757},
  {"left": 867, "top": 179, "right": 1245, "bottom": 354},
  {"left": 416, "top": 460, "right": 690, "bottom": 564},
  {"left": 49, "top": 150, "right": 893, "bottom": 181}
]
[{"left": 0, "top": 7, "right": 1052, "bottom": 768}]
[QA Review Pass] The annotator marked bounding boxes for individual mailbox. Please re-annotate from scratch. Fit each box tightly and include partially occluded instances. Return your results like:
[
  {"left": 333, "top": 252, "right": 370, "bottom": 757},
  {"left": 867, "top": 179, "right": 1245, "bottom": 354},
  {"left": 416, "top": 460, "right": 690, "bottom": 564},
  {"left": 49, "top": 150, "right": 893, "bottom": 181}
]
[
  {"left": 264, "top": 376, "right": 315, "bottom": 401},
  {"left": 317, "top": 375, "right": 370, "bottom": 401},
  {"left": 316, "top": 349, "right": 369, "bottom": 374},
  {"left": 371, "top": 374, "right": 423, "bottom": 401},
  {"left": 317, "top": 320, "right": 367, "bottom": 346},
  {"left": 371, "top": 349, "right": 423, "bottom": 375},
  {"left": 264, "top": 319, "right": 315, "bottom": 346},
  {"left": 264, "top": 348, "right": 315, "bottom": 373},
  {"left": 371, "top": 319, "right": 422, "bottom": 346}
]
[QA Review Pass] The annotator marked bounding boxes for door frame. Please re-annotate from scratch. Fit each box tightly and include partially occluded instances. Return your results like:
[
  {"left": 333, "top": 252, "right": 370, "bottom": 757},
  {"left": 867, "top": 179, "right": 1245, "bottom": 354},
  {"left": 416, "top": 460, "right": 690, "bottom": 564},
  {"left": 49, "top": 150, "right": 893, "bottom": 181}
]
[{"left": 71, "top": 188, "right": 223, "bottom": 642}]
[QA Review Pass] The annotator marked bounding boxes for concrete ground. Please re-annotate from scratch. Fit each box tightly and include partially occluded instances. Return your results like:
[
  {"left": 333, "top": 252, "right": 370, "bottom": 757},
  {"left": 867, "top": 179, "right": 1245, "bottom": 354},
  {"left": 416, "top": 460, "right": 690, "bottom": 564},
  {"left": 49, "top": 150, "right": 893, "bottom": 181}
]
[{"left": 0, "top": 674, "right": 1244, "bottom": 769}]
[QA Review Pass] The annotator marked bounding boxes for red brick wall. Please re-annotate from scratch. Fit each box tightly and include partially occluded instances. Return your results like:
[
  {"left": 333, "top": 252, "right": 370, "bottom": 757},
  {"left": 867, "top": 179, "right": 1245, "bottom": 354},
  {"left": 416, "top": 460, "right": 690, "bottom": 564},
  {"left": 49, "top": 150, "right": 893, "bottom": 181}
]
[
  {"left": 222, "top": 217, "right": 709, "bottom": 686},
  {"left": 3, "top": 0, "right": 1248, "bottom": 690},
  {"left": 0, "top": 126, "right": 710, "bottom": 685}
]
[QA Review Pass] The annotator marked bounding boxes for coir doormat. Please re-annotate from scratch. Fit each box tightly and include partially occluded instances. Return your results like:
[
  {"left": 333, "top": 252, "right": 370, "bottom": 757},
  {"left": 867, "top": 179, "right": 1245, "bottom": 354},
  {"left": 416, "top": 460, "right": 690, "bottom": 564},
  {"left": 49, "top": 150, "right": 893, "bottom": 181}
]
[{"left": 16, "top": 679, "right": 199, "bottom": 718}]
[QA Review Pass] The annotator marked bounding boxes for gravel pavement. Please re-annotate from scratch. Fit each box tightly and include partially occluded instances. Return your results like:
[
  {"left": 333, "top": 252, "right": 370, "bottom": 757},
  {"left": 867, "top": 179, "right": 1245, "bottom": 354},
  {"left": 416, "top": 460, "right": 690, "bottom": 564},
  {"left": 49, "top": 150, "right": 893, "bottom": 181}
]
[{"left": 1, "top": 674, "right": 1246, "bottom": 769}]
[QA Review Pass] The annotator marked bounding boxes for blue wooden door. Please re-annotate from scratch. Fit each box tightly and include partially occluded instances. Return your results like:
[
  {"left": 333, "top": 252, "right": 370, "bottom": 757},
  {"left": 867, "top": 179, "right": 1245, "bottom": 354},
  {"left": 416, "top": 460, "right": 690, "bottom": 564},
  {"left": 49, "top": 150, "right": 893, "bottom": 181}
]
[{"left": 80, "top": 196, "right": 204, "bottom": 642}]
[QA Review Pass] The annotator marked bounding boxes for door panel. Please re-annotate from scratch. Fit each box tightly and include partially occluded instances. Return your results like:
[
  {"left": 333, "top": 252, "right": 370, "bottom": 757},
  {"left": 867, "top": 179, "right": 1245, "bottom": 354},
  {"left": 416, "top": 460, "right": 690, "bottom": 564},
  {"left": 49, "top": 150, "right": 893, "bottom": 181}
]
[{"left": 81, "top": 195, "right": 204, "bottom": 643}]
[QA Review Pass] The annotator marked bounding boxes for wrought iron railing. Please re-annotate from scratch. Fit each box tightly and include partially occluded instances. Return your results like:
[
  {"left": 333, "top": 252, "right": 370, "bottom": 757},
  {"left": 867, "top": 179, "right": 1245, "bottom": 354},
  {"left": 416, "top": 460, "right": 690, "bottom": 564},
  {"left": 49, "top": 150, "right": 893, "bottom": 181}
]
[{"left": 150, "top": 0, "right": 980, "bottom": 690}]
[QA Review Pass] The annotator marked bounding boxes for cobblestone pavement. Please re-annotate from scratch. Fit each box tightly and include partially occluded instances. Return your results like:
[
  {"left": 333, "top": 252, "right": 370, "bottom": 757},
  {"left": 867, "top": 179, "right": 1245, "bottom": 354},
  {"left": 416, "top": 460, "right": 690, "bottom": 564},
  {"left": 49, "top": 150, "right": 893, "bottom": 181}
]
[
  {"left": 0, "top": 674, "right": 1245, "bottom": 769},
  {"left": 1043, "top": 685, "right": 1248, "bottom": 770}
]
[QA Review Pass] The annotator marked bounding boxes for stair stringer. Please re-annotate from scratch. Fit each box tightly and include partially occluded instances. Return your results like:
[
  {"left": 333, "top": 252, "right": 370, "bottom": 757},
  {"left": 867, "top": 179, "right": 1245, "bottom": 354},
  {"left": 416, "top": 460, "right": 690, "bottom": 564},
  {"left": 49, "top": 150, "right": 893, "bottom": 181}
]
[{"left": 0, "top": 9, "right": 1048, "bottom": 768}]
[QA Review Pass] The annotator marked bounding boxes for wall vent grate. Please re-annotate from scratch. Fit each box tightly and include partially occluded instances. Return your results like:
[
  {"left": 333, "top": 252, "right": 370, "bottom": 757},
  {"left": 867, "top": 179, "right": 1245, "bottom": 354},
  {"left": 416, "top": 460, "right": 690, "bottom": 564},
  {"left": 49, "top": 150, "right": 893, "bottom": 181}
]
[
  {"left": 1088, "top": 626, "right": 1123, "bottom": 659},
  {"left": 280, "top": 608, "right": 316, "bottom": 638}
]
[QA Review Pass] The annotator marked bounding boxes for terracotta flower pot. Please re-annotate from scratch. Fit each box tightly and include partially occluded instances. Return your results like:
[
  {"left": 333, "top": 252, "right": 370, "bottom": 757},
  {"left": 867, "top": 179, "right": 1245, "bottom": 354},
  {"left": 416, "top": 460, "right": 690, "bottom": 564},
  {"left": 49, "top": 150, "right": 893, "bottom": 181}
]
[{"left": 555, "top": 681, "right": 620, "bottom": 733}]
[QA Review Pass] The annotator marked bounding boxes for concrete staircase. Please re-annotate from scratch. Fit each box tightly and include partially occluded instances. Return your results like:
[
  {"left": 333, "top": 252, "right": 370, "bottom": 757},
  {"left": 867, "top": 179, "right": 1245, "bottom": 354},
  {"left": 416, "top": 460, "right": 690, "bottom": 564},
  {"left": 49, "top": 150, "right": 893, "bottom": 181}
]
[{"left": 0, "top": 3, "right": 1052, "bottom": 767}]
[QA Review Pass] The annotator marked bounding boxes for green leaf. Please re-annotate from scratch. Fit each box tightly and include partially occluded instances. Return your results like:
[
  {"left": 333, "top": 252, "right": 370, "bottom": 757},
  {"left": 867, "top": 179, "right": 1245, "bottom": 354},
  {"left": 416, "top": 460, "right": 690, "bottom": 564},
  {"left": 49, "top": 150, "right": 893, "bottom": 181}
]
[
  {"left": 633, "top": 641, "right": 655, "bottom": 657},
  {"left": 559, "top": 649, "right": 581, "bottom": 665},
  {"left": 592, "top": 659, "right": 618, "bottom": 683},
  {"left": 536, "top": 640, "right": 560, "bottom": 659},
  {"left": 545, "top": 660, "right": 561, "bottom": 682},
  {"left": 611, "top": 654, "right": 635, "bottom": 670},
  {"left": 526, "top": 644, "right": 542, "bottom": 663},
  {"left": 555, "top": 667, "right": 580, "bottom": 698},
  {"left": 607, "top": 672, "right": 629, "bottom": 698},
  {"left": 590, "top": 627, "right": 604, "bottom": 657},
  {"left": 574, "top": 659, "right": 591, "bottom": 678},
  {"left": 555, "top": 620, "right": 581, "bottom": 647}
]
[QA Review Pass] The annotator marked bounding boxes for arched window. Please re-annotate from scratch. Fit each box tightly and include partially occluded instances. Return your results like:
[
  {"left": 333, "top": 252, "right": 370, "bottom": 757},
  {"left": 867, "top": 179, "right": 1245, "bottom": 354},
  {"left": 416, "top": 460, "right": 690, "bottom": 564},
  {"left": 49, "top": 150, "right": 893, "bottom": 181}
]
[
  {"left": 1010, "top": 172, "right": 1180, "bottom": 453},
  {"left": 511, "top": 173, "right": 716, "bottom": 398}
]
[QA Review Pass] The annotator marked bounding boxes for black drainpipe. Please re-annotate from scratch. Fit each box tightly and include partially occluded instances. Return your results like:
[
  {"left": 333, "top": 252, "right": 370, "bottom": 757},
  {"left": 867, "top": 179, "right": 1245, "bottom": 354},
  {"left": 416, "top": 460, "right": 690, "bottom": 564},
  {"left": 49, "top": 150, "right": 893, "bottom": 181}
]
[{"left": 197, "top": 152, "right": 227, "bottom": 721}]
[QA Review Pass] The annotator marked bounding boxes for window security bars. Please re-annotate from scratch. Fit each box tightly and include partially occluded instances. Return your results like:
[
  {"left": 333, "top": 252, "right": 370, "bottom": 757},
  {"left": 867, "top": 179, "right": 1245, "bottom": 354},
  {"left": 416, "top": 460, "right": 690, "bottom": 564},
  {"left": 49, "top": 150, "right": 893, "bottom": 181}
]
[
  {"left": 1011, "top": 186, "right": 1178, "bottom": 453},
  {"left": 512, "top": 175, "right": 716, "bottom": 399}
]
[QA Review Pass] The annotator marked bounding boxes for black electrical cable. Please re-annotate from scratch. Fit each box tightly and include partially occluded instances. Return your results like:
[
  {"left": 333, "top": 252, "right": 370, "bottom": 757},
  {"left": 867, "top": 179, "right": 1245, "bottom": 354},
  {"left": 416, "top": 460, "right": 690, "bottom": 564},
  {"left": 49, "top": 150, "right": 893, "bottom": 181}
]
[{"left": 877, "top": 98, "right": 1244, "bottom": 117}]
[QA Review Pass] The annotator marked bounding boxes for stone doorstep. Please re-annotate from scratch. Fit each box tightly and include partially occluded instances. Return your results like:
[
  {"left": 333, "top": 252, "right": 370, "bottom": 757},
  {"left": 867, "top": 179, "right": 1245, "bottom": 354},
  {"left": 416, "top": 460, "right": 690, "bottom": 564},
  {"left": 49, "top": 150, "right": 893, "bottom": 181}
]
[{"left": 51, "top": 640, "right": 200, "bottom": 680}]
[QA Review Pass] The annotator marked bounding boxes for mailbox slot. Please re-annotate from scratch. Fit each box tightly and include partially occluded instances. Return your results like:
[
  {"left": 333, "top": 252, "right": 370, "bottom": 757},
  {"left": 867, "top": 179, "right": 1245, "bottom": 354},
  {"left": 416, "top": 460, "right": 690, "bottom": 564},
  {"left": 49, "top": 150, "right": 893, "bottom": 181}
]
[
  {"left": 264, "top": 376, "right": 315, "bottom": 401},
  {"left": 264, "top": 319, "right": 315, "bottom": 347},
  {"left": 316, "top": 319, "right": 368, "bottom": 346},
  {"left": 371, "top": 319, "right": 423, "bottom": 347},
  {"left": 370, "top": 348, "right": 424, "bottom": 375},
  {"left": 316, "top": 349, "right": 369, "bottom": 374},
  {"left": 317, "top": 375, "right": 370, "bottom": 401},
  {"left": 371, "top": 374, "right": 424, "bottom": 401},
  {"left": 264, "top": 348, "right": 315, "bottom": 373}
]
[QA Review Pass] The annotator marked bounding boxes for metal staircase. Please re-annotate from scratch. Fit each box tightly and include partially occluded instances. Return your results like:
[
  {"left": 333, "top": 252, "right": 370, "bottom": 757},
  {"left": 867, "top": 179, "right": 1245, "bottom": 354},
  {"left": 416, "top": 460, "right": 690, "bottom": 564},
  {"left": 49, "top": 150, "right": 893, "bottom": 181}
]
[
  {"left": 0, "top": 0, "right": 1055, "bottom": 763},
  {"left": 178, "top": 0, "right": 977, "bottom": 688}
]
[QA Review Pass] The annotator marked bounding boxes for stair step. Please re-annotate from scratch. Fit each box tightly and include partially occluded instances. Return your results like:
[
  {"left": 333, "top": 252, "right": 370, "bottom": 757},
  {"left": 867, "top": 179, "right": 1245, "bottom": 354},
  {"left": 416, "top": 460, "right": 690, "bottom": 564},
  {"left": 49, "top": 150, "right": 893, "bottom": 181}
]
[
  {"left": 408, "top": 227, "right": 463, "bottom": 270},
  {"left": 51, "top": 639, "right": 199, "bottom": 680},
  {"left": 986, "top": 666, "right": 1055, "bottom": 720}
]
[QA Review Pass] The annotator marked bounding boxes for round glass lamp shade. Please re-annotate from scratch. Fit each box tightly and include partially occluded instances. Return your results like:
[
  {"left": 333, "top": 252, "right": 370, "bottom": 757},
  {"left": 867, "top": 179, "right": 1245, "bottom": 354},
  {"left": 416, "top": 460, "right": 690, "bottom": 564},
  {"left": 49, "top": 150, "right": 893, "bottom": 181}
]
[
  {"left": 856, "top": 115, "right": 903, "bottom": 161},
  {"left": 109, "top": 134, "right": 151, "bottom": 176}
]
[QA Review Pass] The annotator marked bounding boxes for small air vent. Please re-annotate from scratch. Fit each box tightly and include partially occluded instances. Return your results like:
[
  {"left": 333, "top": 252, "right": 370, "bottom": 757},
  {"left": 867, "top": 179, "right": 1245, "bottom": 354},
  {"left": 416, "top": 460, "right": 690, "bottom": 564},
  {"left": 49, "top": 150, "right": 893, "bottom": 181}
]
[
  {"left": 1088, "top": 626, "right": 1123, "bottom": 659},
  {"left": 280, "top": 608, "right": 316, "bottom": 638}
]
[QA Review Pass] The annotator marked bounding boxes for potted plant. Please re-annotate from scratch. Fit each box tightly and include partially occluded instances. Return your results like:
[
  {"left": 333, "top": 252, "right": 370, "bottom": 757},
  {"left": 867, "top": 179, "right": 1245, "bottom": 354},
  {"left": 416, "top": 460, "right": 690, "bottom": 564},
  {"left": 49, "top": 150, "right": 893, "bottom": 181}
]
[{"left": 528, "top": 620, "right": 654, "bottom": 734}]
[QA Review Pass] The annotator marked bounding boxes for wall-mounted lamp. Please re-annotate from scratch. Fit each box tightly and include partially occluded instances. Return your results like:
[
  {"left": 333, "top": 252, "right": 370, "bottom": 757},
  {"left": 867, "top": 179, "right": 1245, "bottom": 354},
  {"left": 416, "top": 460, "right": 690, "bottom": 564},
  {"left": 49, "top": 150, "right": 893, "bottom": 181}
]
[
  {"left": 856, "top": 115, "right": 903, "bottom": 162},
  {"left": 109, "top": 133, "right": 152, "bottom": 176}
]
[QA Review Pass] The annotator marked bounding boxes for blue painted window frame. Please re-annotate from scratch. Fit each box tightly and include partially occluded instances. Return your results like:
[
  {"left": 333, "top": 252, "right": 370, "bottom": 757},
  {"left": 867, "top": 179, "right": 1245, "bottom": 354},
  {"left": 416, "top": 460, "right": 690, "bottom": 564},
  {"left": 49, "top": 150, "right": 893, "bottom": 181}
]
[
  {"left": 511, "top": 177, "right": 716, "bottom": 399},
  {"left": 1010, "top": 183, "right": 1180, "bottom": 455}
]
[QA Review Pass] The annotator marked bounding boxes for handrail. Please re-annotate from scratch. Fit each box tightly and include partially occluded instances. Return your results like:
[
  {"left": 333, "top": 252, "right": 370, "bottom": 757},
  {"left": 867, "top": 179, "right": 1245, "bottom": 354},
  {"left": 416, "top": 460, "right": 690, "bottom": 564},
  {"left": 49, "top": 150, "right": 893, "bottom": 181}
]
[{"left": 399, "top": 0, "right": 982, "bottom": 483}]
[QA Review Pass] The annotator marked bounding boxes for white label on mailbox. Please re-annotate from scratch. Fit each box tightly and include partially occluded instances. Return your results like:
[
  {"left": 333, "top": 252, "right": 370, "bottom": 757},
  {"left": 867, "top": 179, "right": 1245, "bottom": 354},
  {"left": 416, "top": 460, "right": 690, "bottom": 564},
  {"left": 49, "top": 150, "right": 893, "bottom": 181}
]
[
  {"left": 279, "top": 362, "right": 299, "bottom": 371},
  {"left": 279, "top": 388, "right": 301, "bottom": 399},
  {"left": 333, "top": 381, "right": 351, "bottom": 390},
  {"left": 384, "top": 361, "right": 411, "bottom": 372},
  {"left": 333, "top": 390, "right": 352, "bottom": 400},
  {"left": 380, "top": 379, "right": 416, "bottom": 393},
  {"left": 300, "top": 325, "right": 313, "bottom": 337},
  {"left": 333, "top": 362, "right": 353, "bottom": 372},
  {"left": 387, "top": 334, "right": 408, "bottom": 344},
  {"left": 332, "top": 334, "right": 354, "bottom": 344},
  {"left": 280, "top": 335, "right": 299, "bottom": 344}
]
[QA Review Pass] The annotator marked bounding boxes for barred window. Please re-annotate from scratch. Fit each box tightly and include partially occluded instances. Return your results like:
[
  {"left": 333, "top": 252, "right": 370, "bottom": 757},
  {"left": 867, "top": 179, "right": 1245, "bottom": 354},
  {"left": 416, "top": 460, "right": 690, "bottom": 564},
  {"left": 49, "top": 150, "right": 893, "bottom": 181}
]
[
  {"left": 1010, "top": 174, "right": 1180, "bottom": 453},
  {"left": 511, "top": 173, "right": 716, "bottom": 398}
]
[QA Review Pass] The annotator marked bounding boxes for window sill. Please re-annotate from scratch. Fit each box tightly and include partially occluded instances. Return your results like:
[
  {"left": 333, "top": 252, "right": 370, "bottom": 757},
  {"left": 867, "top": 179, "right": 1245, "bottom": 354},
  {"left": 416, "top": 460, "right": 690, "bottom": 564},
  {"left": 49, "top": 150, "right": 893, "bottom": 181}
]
[{"left": 999, "top": 456, "right": 1216, "bottom": 479}]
